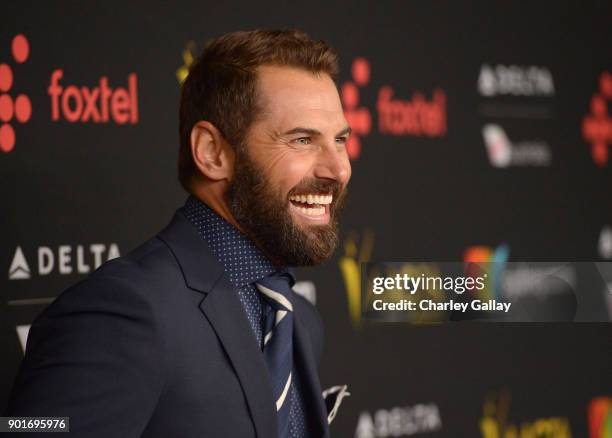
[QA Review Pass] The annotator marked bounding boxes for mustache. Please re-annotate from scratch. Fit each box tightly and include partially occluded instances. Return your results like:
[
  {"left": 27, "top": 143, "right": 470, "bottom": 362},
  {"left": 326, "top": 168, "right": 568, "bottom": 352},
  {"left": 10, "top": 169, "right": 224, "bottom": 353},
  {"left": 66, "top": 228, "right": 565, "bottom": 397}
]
[{"left": 288, "top": 178, "right": 344, "bottom": 199}]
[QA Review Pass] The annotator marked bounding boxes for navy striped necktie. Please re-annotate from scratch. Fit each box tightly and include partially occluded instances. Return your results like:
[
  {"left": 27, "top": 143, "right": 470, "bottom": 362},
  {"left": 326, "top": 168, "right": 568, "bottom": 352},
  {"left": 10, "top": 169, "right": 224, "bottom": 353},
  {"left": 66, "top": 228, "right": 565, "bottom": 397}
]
[{"left": 256, "top": 271, "right": 295, "bottom": 438}]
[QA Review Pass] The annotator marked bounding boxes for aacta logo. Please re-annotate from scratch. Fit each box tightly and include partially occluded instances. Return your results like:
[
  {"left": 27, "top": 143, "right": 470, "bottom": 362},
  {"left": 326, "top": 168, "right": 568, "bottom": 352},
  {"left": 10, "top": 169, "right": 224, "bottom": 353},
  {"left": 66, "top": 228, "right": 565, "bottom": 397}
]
[
  {"left": 582, "top": 71, "right": 612, "bottom": 166},
  {"left": 338, "top": 229, "right": 375, "bottom": 325},
  {"left": 340, "top": 57, "right": 447, "bottom": 161},
  {"left": 49, "top": 70, "right": 138, "bottom": 124},
  {"left": 8, "top": 244, "right": 120, "bottom": 280},
  {"left": 0, "top": 34, "right": 32, "bottom": 153},
  {"left": 176, "top": 40, "right": 197, "bottom": 85},
  {"left": 481, "top": 391, "right": 571, "bottom": 438}
]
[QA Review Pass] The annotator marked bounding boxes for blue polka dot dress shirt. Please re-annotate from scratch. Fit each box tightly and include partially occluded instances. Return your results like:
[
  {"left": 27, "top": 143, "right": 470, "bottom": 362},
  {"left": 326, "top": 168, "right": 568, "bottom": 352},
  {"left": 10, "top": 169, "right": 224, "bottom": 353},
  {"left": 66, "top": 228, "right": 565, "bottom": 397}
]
[{"left": 182, "top": 196, "right": 307, "bottom": 438}]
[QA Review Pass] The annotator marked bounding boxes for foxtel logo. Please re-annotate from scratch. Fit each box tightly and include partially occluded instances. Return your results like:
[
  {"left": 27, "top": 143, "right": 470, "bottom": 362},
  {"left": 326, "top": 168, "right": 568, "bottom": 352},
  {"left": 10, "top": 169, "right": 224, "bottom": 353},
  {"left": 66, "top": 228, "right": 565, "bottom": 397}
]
[
  {"left": 482, "top": 124, "right": 551, "bottom": 168},
  {"left": 8, "top": 244, "right": 120, "bottom": 280},
  {"left": 48, "top": 70, "right": 138, "bottom": 124},
  {"left": 377, "top": 87, "right": 447, "bottom": 137}
]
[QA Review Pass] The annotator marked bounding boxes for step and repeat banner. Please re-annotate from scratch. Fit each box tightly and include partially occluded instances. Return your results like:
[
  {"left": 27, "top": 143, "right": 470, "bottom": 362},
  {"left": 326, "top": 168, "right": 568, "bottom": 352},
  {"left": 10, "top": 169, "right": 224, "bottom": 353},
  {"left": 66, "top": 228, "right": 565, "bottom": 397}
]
[{"left": 1, "top": 2, "right": 611, "bottom": 437}]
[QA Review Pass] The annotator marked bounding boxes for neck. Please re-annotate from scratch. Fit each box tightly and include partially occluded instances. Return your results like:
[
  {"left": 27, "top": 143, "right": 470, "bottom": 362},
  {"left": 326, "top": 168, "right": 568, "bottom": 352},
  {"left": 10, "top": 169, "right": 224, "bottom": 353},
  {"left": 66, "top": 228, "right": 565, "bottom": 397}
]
[
  {"left": 189, "top": 187, "right": 286, "bottom": 267},
  {"left": 190, "top": 184, "right": 245, "bottom": 234}
]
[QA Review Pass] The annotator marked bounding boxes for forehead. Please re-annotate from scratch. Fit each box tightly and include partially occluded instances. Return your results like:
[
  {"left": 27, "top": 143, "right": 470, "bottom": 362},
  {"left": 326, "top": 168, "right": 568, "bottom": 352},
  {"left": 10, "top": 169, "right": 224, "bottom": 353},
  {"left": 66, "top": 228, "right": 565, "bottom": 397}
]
[{"left": 255, "top": 65, "right": 346, "bottom": 130}]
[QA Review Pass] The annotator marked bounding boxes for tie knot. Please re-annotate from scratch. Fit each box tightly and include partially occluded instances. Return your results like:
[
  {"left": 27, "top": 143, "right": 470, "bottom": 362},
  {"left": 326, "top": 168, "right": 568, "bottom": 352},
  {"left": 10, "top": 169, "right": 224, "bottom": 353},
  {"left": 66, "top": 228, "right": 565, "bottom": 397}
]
[{"left": 256, "top": 271, "right": 295, "bottom": 312}]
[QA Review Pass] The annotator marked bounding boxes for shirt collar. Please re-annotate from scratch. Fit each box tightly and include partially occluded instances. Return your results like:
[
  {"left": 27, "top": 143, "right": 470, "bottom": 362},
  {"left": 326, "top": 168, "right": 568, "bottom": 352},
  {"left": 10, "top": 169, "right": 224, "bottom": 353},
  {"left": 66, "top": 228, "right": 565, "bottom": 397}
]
[{"left": 182, "top": 195, "right": 279, "bottom": 289}]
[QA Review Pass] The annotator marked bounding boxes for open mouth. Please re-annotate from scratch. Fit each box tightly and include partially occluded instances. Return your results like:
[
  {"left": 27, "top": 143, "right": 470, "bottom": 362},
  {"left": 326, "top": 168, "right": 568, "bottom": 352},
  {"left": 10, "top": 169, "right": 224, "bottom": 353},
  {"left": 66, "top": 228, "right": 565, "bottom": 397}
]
[{"left": 288, "top": 193, "right": 332, "bottom": 217}]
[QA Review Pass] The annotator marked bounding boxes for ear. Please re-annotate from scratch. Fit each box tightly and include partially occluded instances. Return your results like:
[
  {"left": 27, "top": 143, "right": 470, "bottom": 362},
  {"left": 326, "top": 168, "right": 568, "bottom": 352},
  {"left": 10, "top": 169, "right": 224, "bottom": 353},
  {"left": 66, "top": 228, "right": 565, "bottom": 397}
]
[{"left": 190, "top": 121, "right": 234, "bottom": 181}]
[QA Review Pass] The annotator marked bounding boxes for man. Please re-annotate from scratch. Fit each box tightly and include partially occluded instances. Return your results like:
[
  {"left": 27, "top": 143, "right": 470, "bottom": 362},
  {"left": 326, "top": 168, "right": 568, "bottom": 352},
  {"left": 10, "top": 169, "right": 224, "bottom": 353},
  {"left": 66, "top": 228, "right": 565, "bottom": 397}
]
[{"left": 6, "top": 29, "right": 351, "bottom": 437}]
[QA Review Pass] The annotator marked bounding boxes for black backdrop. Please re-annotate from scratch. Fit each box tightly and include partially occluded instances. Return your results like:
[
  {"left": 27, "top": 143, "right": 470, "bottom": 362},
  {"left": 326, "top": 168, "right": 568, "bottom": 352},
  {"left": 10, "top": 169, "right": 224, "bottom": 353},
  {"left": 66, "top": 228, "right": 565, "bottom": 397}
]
[{"left": 1, "top": 1, "right": 611, "bottom": 437}]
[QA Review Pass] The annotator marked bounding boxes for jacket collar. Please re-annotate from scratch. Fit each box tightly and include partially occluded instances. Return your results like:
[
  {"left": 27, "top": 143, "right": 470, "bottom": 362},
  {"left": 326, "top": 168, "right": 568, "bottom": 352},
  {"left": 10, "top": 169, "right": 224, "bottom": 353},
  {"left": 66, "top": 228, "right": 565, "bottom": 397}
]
[{"left": 157, "top": 210, "right": 225, "bottom": 294}]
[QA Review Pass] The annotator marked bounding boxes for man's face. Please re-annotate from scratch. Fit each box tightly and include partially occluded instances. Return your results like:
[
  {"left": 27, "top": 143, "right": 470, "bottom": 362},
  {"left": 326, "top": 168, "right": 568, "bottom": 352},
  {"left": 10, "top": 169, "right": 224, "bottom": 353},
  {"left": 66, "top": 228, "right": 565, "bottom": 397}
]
[{"left": 226, "top": 65, "right": 352, "bottom": 266}]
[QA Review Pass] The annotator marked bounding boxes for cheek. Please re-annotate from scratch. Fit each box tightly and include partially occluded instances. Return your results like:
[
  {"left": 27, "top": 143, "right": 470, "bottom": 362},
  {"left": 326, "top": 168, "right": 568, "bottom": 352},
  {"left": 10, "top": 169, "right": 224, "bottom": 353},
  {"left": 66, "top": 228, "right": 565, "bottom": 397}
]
[{"left": 273, "top": 157, "right": 313, "bottom": 194}]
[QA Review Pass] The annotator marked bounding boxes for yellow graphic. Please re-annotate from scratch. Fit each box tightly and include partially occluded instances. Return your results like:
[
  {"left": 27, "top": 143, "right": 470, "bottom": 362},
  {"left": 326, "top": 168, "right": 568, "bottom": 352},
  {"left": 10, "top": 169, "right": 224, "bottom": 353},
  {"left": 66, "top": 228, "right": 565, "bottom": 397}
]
[
  {"left": 339, "top": 230, "right": 374, "bottom": 326},
  {"left": 176, "top": 41, "right": 197, "bottom": 85},
  {"left": 480, "top": 391, "right": 572, "bottom": 438},
  {"left": 339, "top": 231, "right": 447, "bottom": 325}
]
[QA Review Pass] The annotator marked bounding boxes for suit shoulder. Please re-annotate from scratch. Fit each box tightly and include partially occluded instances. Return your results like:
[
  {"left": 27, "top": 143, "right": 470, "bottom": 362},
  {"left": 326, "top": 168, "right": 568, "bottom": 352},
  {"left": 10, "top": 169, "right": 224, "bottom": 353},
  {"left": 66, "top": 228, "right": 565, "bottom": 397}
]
[
  {"left": 9, "top": 241, "right": 167, "bottom": 426},
  {"left": 39, "top": 237, "right": 181, "bottom": 320},
  {"left": 91, "top": 237, "right": 178, "bottom": 284}
]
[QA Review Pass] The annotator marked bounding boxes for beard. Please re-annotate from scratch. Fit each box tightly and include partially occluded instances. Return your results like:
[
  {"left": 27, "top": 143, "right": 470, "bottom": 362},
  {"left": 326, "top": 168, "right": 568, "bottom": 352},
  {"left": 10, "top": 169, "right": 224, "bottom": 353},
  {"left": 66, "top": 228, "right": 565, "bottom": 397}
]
[{"left": 225, "top": 148, "right": 348, "bottom": 267}]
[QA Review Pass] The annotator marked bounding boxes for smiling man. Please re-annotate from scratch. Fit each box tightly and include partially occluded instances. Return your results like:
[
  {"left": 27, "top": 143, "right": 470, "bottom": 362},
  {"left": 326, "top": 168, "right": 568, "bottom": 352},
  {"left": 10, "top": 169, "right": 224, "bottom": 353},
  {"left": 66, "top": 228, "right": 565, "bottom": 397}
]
[{"left": 6, "top": 30, "right": 351, "bottom": 438}]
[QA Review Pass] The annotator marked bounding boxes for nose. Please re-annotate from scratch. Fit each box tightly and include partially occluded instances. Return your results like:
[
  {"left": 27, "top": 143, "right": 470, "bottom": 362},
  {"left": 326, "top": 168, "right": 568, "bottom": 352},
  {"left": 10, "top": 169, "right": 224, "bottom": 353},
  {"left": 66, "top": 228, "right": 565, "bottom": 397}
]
[{"left": 312, "top": 141, "right": 352, "bottom": 185}]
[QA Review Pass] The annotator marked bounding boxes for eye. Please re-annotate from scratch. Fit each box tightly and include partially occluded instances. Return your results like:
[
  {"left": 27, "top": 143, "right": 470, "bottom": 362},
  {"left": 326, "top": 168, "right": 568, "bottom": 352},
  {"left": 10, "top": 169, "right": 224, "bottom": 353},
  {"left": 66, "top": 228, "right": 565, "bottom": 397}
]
[
  {"left": 293, "top": 137, "right": 311, "bottom": 145},
  {"left": 335, "top": 136, "right": 348, "bottom": 144}
]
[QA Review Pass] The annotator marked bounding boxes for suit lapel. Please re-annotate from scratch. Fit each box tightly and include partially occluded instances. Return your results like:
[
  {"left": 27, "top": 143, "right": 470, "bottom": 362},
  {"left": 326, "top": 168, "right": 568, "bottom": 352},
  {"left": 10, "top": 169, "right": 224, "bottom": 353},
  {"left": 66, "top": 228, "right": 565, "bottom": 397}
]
[
  {"left": 199, "top": 276, "right": 277, "bottom": 437},
  {"left": 158, "top": 211, "right": 277, "bottom": 438},
  {"left": 294, "top": 312, "right": 330, "bottom": 437}
]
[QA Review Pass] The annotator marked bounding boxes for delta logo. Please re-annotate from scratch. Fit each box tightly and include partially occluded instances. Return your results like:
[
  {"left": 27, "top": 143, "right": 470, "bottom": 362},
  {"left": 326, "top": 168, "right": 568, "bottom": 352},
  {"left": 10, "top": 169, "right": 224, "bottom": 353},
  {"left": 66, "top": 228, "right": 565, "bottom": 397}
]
[
  {"left": 355, "top": 403, "right": 442, "bottom": 438},
  {"left": 582, "top": 71, "right": 612, "bottom": 166},
  {"left": 8, "top": 244, "right": 120, "bottom": 280},
  {"left": 589, "top": 397, "right": 612, "bottom": 438},
  {"left": 478, "top": 64, "right": 555, "bottom": 97},
  {"left": 340, "top": 57, "right": 447, "bottom": 161},
  {"left": 1, "top": 33, "right": 140, "bottom": 154}
]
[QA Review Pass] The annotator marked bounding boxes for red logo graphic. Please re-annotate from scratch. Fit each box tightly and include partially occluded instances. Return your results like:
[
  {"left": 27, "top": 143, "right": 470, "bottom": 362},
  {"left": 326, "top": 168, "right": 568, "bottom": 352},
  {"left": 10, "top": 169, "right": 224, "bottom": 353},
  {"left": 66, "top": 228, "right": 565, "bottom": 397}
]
[
  {"left": 48, "top": 70, "right": 138, "bottom": 124},
  {"left": 582, "top": 71, "right": 612, "bottom": 166},
  {"left": 377, "top": 87, "right": 447, "bottom": 137},
  {"left": 341, "top": 57, "right": 372, "bottom": 160},
  {"left": 588, "top": 397, "right": 612, "bottom": 438},
  {"left": 0, "top": 34, "right": 32, "bottom": 153},
  {"left": 340, "top": 56, "right": 448, "bottom": 161}
]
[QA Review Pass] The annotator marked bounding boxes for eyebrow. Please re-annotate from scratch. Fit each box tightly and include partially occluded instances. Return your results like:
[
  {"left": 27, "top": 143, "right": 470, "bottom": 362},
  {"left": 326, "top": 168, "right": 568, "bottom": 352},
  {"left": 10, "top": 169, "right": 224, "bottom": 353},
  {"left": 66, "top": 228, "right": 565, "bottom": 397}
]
[{"left": 281, "top": 126, "right": 352, "bottom": 137}]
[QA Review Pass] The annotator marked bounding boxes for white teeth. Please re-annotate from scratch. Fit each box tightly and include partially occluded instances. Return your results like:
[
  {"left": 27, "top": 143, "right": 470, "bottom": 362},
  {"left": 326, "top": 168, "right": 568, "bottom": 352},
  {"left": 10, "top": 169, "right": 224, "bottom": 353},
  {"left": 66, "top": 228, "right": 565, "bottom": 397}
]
[
  {"left": 296, "top": 206, "right": 325, "bottom": 216},
  {"left": 289, "top": 194, "right": 333, "bottom": 205}
]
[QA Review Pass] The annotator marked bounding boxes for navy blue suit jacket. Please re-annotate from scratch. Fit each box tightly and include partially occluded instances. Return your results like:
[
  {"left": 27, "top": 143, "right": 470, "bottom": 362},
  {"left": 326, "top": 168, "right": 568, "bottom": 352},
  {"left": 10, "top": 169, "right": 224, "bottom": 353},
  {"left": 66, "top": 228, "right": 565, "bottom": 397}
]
[{"left": 6, "top": 210, "right": 331, "bottom": 437}]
